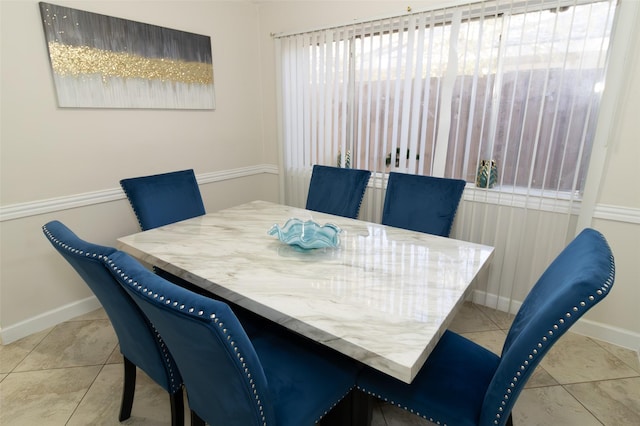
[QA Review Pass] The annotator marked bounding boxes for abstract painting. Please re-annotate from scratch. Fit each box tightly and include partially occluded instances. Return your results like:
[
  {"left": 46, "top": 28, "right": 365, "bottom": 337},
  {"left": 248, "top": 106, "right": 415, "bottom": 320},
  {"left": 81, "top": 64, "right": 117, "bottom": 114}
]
[{"left": 39, "top": 2, "right": 215, "bottom": 109}]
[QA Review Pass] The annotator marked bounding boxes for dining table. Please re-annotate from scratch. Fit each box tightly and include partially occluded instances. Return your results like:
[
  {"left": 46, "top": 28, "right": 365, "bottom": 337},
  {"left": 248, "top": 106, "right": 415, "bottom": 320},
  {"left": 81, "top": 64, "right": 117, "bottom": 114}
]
[{"left": 117, "top": 199, "right": 494, "bottom": 385}]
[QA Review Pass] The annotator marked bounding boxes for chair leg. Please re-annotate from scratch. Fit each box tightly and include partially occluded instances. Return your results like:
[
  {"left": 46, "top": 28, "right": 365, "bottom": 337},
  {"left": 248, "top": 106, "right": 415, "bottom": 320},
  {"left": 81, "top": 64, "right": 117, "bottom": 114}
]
[
  {"left": 506, "top": 413, "right": 514, "bottom": 426},
  {"left": 170, "top": 387, "right": 185, "bottom": 426},
  {"left": 119, "top": 357, "right": 136, "bottom": 421},
  {"left": 319, "top": 389, "right": 372, "bottom": 426},
  {"left": 190, "top": 410, "right": 206, "bottom": 426}
]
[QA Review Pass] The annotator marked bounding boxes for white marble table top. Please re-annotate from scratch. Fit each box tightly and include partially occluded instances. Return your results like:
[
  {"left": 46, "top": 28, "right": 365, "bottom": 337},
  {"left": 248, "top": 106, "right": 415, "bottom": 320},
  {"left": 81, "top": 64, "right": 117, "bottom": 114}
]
[{"left": 117, "top": 200, "right": 494, "bottom": 383}]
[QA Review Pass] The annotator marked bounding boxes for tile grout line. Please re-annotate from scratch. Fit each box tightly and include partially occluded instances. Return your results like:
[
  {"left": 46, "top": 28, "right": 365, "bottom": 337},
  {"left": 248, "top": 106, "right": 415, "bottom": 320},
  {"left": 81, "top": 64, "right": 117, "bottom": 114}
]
[{"left": 64, "top": 363, "right": 108, "bottom": 426}]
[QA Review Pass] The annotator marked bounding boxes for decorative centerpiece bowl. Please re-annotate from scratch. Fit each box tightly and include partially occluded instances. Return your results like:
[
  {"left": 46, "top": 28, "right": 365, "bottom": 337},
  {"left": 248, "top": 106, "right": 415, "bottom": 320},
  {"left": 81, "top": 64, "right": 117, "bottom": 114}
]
[{"left": 268, "top": 218, "right": 341, "bottom": 250}]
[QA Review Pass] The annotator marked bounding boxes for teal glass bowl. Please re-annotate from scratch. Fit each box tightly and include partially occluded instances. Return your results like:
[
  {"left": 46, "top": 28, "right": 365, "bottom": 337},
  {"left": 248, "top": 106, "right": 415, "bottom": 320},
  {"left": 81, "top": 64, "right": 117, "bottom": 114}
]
[{"left": 268, "top": 218, "right": 341, "bottom": 250}]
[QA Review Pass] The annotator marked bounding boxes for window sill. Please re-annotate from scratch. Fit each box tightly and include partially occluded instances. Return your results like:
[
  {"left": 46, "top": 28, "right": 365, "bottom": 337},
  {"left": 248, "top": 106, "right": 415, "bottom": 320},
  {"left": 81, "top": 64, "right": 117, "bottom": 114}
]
[
  {"left": 368, "top": 172, "right": 582, "bottom": 214},
  {"left": 463, "top": 184, "right": 582, "bottom": 214}
]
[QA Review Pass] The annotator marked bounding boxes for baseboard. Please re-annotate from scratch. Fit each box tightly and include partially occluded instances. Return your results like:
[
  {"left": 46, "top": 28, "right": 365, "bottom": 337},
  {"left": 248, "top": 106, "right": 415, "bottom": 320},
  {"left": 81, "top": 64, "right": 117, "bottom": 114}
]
[
  {"left": 0, "top": 296, "right": 101, "bottom": 345},
  {"left": 471, "top": 289, "right": 523, "bottom": 314},
  {"left": 471, "top": 289, "right": 640, "bottom": 351},
  {"left": 570, "top": 318, "right": 640, "bottom": 352}
]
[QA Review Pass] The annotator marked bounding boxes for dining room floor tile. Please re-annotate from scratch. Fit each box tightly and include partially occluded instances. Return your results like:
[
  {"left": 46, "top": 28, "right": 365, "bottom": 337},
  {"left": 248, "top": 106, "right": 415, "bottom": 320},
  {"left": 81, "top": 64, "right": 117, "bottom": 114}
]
[
  {"left": 12, "top": 319, "right": 118, "bottom": 372},
  {"left": 1, "top": 303, "right": 638, "bottom": 425}
]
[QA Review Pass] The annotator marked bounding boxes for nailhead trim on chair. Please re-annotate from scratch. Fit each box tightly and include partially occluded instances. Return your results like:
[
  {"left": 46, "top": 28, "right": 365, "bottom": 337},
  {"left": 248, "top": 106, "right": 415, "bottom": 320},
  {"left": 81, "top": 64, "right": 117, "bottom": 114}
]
[
  {"left": 315, "top": 386, "right": 356, "bottom": 425},
  {"left": 114, "top": 256, "right": 355, "bottom": 425},
  {"left": 120, "top": 187, "right": 145, "bottom": 231},
  {"left": 120, "top": 186, "right": 166, "bottom": 282},
  {"left": 355, "top": 385, "right": 447, "bottom": 426},
  {"left": 147, "top": 322, "right": 180, "bottom": 392},
  {"left": 42, "top": 225, "right": 181, "bottom": 394},
  {"left": 357, "top": 234, "right": 615, "bottom": 426},
  {"left": 111, "top": 262, "right": 270, "bottom": 426},
  {"left": 489, "top": 237, "right": 615, "bottom": 426},
  {"left": 105, "top": 260, "right": 184, "bottom": 394}
]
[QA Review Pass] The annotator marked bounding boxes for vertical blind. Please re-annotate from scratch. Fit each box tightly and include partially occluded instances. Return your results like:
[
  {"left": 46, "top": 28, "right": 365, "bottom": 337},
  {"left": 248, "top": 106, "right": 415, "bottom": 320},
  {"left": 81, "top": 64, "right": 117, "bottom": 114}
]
[{"left": 275, "top": 0, "right": 617, "bottom": 312}]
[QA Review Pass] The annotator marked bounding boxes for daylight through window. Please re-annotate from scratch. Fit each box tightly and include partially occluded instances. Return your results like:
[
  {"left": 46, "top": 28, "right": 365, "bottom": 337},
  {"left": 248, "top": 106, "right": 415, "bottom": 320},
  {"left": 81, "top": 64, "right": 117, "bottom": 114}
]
[{"left": 277, "top": 0, "right": 616, "bottom": 198}]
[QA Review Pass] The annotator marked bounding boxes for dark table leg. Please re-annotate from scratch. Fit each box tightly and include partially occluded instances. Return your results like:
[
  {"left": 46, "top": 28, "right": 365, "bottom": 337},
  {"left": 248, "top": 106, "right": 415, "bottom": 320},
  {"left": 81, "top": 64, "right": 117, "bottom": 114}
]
[
  {"left": 320, "top": 388, "right": 373, "bottom": 426},
  {"left": 351, "top": 389, "right": 373, "bottom": 426}
]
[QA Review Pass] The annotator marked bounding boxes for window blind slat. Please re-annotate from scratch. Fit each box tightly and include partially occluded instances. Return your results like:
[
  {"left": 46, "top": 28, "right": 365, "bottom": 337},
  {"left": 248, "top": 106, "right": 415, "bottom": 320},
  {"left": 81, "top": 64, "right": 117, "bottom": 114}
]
[
  {"left": 432, "top": 9, "right": 462, "bottom": 177},
  {"left": 408, "top": 15, "right": 427, "bottom": 173},
  {"left": 355, "top": 23, "right": 367, "bottom": 170},
  {"left": 306, "top": 34, "right": 313, "bottom": 168},
  {"left": 397, "top": 16, "right": 415, "bottom": 172},
  {"left": 340, "top": 28, "right": 350, "bottom": 168}
]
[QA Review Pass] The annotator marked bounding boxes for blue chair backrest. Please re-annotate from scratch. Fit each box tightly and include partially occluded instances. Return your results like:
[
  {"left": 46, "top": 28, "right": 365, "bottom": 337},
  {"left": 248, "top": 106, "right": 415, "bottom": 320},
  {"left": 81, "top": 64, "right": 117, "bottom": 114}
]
[
  {"left": 480, "top": 228, "right": 615, "bottom": 425},
  {"left": 306, "top": 165, "right": 372, "bottom": 219},
  {"left": 108, "top": 250, "right": 275, "bottom": 425},
  {"left": 382, "top": 172, "right": 466, "bottom": 237},
  {"left": 120, "top": 169, "right": 206, "bottom": 231},
  {"left": 42, "top": 221, "right": 182, "bottom": 394}
]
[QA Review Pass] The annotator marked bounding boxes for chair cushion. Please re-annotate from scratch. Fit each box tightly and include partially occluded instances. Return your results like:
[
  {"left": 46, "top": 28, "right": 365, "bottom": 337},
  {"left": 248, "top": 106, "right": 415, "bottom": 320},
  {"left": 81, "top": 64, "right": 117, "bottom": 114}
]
[
  {"left": 358, "top": 330, "right": 499, "bottom": 426},
  {"left": 251, "top": 332, "right": 358, "bottom": 425}
]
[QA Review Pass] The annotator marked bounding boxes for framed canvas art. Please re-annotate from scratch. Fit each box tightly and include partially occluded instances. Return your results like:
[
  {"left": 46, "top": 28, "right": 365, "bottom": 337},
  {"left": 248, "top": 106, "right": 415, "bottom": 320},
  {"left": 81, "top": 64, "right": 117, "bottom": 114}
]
[{"left": 39, "top": 2, "right": 215, "bottom": 109}]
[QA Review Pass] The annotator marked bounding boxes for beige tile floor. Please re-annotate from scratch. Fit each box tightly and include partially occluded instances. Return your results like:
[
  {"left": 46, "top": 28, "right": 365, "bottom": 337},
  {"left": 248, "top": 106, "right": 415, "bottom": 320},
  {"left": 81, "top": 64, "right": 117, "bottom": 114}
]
[{"left": 1, "top": 303, "right": 639, "bottom": 425}]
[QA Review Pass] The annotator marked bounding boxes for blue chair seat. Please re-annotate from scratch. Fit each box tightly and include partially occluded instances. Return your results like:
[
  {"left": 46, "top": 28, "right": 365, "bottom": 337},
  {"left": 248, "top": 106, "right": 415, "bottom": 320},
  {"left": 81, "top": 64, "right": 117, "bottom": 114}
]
[
  {"left": 357, "top": 228, "right": 615, "bottom": 426},
  {"left": 250, "top": 331, "right": 357, "bottom": 425},
  {"left": 107, "top": 250, "right": 359, "bottom": 426},
  {"left": 359, "top": 330, "right": 499, "bottom": 426}
]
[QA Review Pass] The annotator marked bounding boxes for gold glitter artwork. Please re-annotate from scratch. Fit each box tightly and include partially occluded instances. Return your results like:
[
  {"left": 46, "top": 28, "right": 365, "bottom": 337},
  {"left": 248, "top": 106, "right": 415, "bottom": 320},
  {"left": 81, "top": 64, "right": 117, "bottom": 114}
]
[
  {"left": 48, "top": 42, "right": 214, "bottom": 86},
  {"left": 39, "top": 2, "right": 216, "bottom": 109}
]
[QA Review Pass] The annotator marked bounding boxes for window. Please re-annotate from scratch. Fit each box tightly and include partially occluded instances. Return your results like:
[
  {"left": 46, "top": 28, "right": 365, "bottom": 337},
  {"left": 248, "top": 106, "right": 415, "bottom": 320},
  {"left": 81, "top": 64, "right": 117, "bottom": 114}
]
[{"left": 277, "top": 0, "right": 616, "bottom": 197}]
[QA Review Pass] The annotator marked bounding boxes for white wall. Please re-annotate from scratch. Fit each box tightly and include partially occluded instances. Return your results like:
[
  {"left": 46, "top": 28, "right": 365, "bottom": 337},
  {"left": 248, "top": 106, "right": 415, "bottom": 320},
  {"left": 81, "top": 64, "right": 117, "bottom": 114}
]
[
  {"left": 1, "top": 0, "right": 269, "bottom": 204},
  {"left": 0, "top": 0, "right": 279, "bottom": 342},
  {"left": 583, "top": 10, "right": 640, "bottom": 344}
]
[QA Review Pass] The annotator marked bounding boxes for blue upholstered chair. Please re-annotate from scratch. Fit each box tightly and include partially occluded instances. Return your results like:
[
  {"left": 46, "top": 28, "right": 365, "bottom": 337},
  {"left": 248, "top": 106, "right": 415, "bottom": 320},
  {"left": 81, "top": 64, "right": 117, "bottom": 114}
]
[
  {"left": 120, "top": 169, "right": 205, "bottom": 231},
  {"left": 42, "top": 221, "right": 184, "bottom": 425},
  {"left": 306, "top": 165, "right": 372, "bottom": 219},
  {"left": 119, "top": 168, "right": 208, "bottom": 291},
  {"left": 381, "top": 172, "right": 466, "bottom": 237},
  {"left": 120, "top": 170, "right": 265, "bottom": 337},
  {"left": 357, "top": 228, "right": 615, "bottom": 426},
  {"left": 107, "top": 250, "right": 359, "bottom": 426}
]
